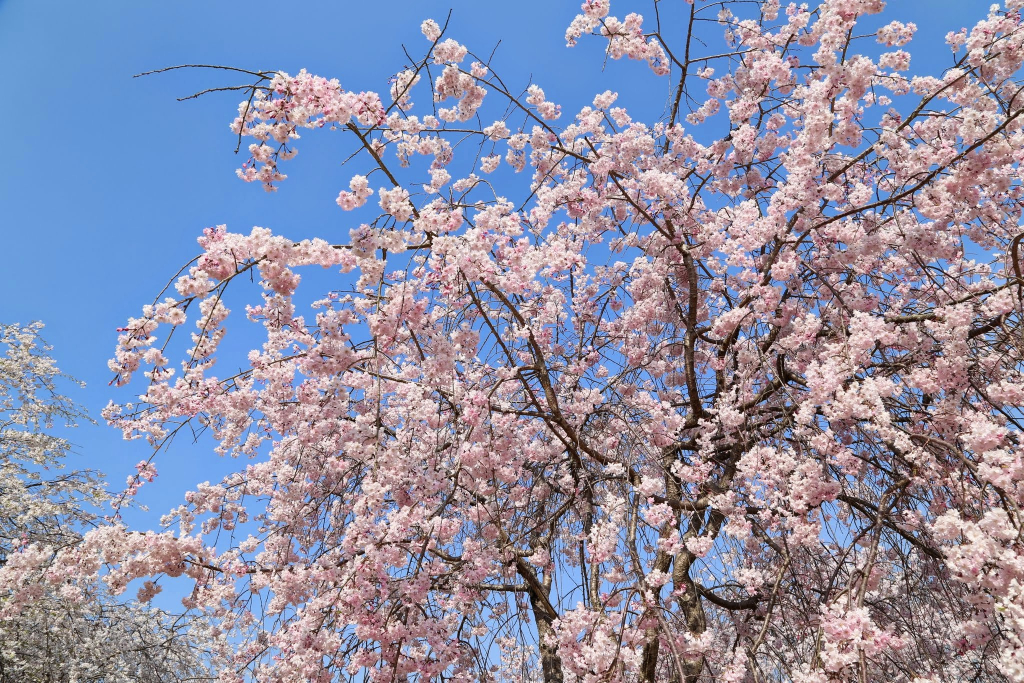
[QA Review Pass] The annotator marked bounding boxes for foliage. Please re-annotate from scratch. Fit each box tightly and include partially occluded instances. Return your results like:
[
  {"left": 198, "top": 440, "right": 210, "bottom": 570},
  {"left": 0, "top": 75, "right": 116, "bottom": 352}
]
[{"left": 40, "top": 0, "right": 1024, "bottom": 680}]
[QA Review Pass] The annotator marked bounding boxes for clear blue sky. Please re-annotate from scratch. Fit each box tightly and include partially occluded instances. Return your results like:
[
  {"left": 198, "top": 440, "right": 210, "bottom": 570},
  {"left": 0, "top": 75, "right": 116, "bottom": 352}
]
[{"left": 0, "top": 0, "right": 991, "bottom": 523}]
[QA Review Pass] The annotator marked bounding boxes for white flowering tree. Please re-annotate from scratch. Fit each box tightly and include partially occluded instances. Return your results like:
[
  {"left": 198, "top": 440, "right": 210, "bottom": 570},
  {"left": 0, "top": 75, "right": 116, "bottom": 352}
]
[{"left": 0, "top": 322, "right": 216, "bottom": 683}]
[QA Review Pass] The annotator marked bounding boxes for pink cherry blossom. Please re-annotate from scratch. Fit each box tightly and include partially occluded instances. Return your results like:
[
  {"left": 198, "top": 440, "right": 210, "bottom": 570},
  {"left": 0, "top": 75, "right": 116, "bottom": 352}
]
[{"left": 33, "top": 1, "right": 1024, "bottom": 681}]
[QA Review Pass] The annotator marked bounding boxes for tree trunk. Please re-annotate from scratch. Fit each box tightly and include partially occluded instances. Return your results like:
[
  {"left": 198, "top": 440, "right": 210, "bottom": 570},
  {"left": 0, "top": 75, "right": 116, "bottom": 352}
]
[
  {"left": 673, "top": 551, "right": 707, "bottom": 683},
  {"left": 518, "top": 558, "right": 564, "bottom": 683},
  {"left": 531, "top": 601, "right": 564, "bottom": 683}
]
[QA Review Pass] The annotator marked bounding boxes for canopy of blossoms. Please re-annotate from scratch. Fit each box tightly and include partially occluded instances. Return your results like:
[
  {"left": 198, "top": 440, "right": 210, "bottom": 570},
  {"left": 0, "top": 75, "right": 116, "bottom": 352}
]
[{"left": 8, "top": 1, "right": 1024, "bottom": 681}]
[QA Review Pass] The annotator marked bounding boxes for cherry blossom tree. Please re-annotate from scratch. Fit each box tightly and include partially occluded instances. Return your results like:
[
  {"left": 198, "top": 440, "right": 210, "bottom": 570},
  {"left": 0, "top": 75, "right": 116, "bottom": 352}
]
[
  {"left": 50, "top": 0, "right": 1024, "bottom": 680},
  {"left": 0, "top": 322, "right": 216, "bottom": 682}
]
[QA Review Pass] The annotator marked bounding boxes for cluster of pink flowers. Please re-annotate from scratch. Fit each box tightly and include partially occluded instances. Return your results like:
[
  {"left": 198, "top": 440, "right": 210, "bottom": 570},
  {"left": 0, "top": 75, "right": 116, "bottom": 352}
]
[{"left": 232, "top": 70, "right": 385, "bottom": 191}]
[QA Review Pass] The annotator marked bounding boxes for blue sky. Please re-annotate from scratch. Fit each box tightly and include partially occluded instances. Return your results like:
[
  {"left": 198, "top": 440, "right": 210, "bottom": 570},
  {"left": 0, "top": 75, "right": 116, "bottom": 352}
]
[{"left": 0, "top": 0, "right": 992, "bottom": 524}]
